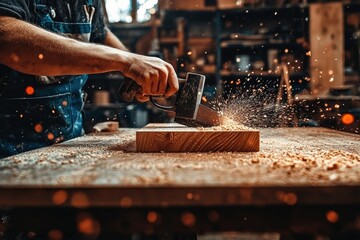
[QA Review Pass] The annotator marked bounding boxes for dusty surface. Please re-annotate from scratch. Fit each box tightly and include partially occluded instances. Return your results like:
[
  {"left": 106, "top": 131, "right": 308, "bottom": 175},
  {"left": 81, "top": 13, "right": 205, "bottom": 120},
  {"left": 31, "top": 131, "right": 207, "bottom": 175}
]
[{"left": 0, "top": 127, "right": 359, "bottom": 187}]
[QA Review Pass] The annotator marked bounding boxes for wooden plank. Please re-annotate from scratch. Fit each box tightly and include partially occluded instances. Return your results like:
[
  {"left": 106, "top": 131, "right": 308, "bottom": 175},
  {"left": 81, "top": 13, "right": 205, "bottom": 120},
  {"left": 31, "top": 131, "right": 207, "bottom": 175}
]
[
  {"left": 309, "top": 2, "right": 344, "bottom": 95},
  {"left": 136, "top": 123, "right": 260, "bottom": 152}
]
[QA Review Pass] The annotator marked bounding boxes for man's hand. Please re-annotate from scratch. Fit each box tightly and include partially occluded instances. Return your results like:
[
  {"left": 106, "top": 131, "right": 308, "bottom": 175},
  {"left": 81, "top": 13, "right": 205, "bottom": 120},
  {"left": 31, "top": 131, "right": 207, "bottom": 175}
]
[{"left": 121, "top": 54, "right": 179, "bottom": 102}]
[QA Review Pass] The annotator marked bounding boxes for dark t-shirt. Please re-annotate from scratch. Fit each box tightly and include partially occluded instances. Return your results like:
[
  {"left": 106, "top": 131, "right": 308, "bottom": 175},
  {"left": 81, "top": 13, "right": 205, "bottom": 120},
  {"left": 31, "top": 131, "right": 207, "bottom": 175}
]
[{"left": 0, "top": 0, "right": 107, "bottom": 43}]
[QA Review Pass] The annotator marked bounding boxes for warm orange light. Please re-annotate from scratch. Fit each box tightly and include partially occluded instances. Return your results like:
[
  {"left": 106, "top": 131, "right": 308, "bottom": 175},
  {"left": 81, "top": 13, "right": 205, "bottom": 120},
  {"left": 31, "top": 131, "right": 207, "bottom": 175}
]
[
  {"left": 181, "top": 212, "right": 196, "bottom": 227},
  {"left": 48, "top": 229, "right": 63, "bottom": 240},
  {"left": 71, "top": 192, "right": 89, "bottom": 208},
  {"left": 284, "top": 193, "right": 298, "bottom": 205},
  {"left": 326, "top": 210, "right": 339, "bottom": 223},
  {"left": 52, "top": 190, "right": 68, "bottom": 205},
  {"left": 47, "top": 132, "right": 55, "bottom": 140},
  {"left": 202, "top": 96, "right": 207, "bottom": 102},
  {"left": 147, "top": 211, "right": 158, "bottom": 223},
  {"left": 62, "top": 100, "right": 68, "bottom": 107},
  {"left": 25, "top": 86, "right": 35, "bottom": 95},
  {"left": 120, "top": 196, "right": 132, "bottom": 208},
  {"left": 77, "top": 216, "right": 100, "bottom": 236},
  {"left": 341, "top": 113, "right": 355, "bottom": 125},
  {"left": 38, "top": 54, "right": 44, "bottom": 60},
  {"left": 34, "top": 123, "right": 43, "bottom": 133}
]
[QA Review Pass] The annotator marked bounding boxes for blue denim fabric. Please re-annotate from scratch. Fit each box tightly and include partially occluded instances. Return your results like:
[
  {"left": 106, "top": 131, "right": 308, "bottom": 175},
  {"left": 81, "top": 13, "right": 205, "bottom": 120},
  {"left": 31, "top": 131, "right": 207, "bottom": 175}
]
[{"left": 0, "top": 0, "right": 93, "bottom": 158}]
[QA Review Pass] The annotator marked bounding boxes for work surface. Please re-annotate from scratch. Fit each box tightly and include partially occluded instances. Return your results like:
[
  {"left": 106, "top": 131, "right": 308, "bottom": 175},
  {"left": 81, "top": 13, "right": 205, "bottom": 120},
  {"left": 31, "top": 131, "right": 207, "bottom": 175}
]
[{"left": 1, "top": 127, "right": 360, "bottom": 207}]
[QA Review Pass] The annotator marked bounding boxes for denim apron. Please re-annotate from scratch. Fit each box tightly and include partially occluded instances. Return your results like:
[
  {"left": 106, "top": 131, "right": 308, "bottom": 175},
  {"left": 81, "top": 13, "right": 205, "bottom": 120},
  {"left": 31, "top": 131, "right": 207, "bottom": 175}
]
[{"left": 0, "top": 0, "right": 94, "bottom": 158}]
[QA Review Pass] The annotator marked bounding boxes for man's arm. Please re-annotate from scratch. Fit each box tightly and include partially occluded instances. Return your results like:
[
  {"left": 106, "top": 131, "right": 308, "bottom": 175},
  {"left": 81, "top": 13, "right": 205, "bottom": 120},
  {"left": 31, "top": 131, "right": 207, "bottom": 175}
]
[{"left": 0, "top": 16, "right": 178, "bottom": 97}]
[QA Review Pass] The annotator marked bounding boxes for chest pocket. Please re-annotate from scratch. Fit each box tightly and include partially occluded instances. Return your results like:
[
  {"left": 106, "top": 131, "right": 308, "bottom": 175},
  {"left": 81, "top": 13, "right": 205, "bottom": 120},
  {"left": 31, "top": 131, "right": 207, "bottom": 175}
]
[{"left": 35, "top": 1, "right": 93, "bottom": 42}]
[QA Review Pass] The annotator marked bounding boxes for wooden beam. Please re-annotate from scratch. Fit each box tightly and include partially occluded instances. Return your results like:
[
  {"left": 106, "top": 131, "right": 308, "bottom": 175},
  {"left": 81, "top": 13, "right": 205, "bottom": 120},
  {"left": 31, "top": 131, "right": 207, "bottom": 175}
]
[
  {"left": 310, "top": 2, "right": 344, "bottom": 96},
  {"left": 136, "top": 123, "right": 260, "bottom": 152}
]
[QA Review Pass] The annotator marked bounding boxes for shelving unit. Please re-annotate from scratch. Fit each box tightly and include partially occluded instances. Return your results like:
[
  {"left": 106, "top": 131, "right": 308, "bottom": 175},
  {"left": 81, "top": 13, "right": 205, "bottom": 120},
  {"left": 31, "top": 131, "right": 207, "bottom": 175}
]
[{"left": 155, "top": 4, "right": 311, "bottom": 102}]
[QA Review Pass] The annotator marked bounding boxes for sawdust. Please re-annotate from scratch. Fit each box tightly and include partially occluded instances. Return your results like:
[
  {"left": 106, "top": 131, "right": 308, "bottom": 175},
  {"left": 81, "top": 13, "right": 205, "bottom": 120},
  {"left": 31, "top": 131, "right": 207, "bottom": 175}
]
[
  {"left": 200, "top": 124, "right": 252, "bottom": 131},
  {"left": 0, "top": 128, "right": 359, "bottom": 187}
]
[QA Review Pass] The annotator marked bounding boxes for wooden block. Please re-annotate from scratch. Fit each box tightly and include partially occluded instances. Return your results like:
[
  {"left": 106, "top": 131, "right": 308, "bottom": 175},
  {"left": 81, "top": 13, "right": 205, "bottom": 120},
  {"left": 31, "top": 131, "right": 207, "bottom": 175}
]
[
  {"left": 136, "top": 123, "right": 260, "bottom": 152},
  {"left": 93, "top": 121, "right": 119, "bottom": 133}
]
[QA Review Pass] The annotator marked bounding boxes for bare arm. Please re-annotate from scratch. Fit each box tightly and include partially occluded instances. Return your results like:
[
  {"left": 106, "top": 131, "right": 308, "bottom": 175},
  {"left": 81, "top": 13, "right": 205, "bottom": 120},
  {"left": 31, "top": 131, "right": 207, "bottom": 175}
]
[{"left": 0, "top": 16, "right": 178, "bottom": 97}]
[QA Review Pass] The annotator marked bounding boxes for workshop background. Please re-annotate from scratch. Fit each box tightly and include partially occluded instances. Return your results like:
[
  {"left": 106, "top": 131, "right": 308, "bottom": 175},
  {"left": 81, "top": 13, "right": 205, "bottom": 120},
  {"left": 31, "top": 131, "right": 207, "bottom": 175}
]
[{"left": 83, "top": 0, "right": 360, "bottom": 135}]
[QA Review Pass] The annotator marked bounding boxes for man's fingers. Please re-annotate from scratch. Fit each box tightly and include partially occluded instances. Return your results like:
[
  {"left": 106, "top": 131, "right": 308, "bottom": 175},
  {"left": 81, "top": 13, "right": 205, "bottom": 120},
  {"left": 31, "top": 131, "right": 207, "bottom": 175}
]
[
  {"left": 150, "top": 71, "right": 160, "bottom": 94},
  {"left": 165, "top": 64, "right": 179, "bottom": 98},
  {"left": 135, "top": 92, "right": 149, "bottom": 102},
  {"left": 158, "top": 68, "right": 168, "bottom": 95}
]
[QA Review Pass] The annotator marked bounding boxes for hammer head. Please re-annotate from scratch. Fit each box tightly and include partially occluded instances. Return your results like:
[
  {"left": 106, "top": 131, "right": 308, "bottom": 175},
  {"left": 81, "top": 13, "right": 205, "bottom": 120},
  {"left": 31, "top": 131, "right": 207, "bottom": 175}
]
[{"left": 174, "top": 73, "right": 205, "bottom": 126}]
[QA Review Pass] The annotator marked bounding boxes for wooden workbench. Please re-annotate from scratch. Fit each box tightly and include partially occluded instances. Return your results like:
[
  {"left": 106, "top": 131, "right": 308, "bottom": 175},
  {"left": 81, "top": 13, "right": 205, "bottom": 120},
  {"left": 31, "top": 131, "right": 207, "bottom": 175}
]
[{"left": 0, "top": 127, "right": 359, "bottom": 238}]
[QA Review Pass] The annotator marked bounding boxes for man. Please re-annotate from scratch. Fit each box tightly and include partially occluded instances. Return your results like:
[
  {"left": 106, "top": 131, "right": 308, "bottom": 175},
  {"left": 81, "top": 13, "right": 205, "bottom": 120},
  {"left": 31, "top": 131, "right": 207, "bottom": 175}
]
[{"left": 0, "top": 0, "right": 179, "bottom": 158}]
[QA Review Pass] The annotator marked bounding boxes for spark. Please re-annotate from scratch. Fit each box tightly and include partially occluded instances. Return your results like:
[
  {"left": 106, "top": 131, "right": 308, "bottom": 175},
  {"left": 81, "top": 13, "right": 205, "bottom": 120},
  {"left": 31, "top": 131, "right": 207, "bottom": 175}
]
[
  {"left": 341, "top": 113, "right": 354, "bottom": 125},
  {"left": 326, "top": 210, "right": 339, "bottom": 223},
  {"left": 25, "top": 86, "right": 35, "bottom": 95},
  {"left": 47, "top": 132, "right": 55, "bottom": 140}
]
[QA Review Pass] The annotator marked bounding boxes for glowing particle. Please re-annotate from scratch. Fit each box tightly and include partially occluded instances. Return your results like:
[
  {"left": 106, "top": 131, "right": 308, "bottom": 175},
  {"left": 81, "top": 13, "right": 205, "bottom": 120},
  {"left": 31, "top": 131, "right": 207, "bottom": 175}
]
[
  {"left": 147, "top": 211, "right": 158, "bottom": 223},
  {"left": 284, "top": 193, "right": 298, "bottom": 205},
  {"left": 284, "top": 49, "right": 289, "bottom": 53},
  {"left": 38, "top": 54, "right": 44, "bottom": 60},
  {"left": 306, "top": 51, "right": 311, "bottom": 56},
  {"left": 326, "top": 210, "right": 339, "bottom": 223},
  {"left": 47, "top": 132, "right": 55, "bottom": 140},
  {"left": 334, "top": 104, "right": 340, "bottom": 109},
  {"left": 51, "top": 109, "right": 56, "bottom": 114},
  {"left": 77, "top": 215, "right": 100, "bottom": 236},
  {"left": 328, "top": 70, "right": 334, "bottom": 75},
  {"left": 10, "top": 53, "right": 20, "bottom": 62},
  {"left": 341, "top": 113, "right": 354, "bottom": 125},
  {"left": 34, "top": 123, "right": 43, "bottom": 133},
  {"left": 186, "top": 193, "right": 194, "bottom": 200},
  {"left": 71, "top": 192, "right": 89, "bottom": 208},
  {"left": 25, "top": 86, "right": 35, "bottom": 95},
  {"left": 187, "top": 51, "right": 192, "bottom": 56},
  {"left": 329, "top": 77, "right": 334, "bottom": 82},
  {"left": 202, "top": 96, "right": 207, "bottom": 102},
  {"left": 62, "top": 100, "right": 68, "bottom": 107},
  {"left": 120, "top": 197, "right": 132, "bottom": 208},
  {"left": 181, "top": 212, "right": 196, "bottom": 227},
  {"left": 48, "top": 229, "right": 63, "bottom": 240},
  {"left": 52, "top": 190, "right": 68, "bottom": 205},
  {"left": 19, "top": 114, "right": 24, "bottom": 118}
]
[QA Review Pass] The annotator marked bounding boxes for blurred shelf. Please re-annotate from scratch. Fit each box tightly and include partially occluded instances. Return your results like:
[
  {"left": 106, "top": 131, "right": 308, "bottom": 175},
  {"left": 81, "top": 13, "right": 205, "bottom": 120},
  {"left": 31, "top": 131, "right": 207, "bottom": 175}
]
[
  {"left": 187, "top": 37, "right": 214, "bottom": 44},
  {"left": 220, "top": 40, "right": 302, "bottom": 49},
  {"left": 159, "top": 37, "right": 181, "bottom": 44},
  {"left": 220, "top": 70, "right": 309, "bottom": 78}
]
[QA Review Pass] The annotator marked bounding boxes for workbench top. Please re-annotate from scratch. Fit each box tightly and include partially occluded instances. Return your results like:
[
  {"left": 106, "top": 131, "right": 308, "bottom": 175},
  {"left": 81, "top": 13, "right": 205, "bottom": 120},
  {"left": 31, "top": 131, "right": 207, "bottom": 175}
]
[{"left": 1, "top": 127, "right": 359, "bottom": 207}]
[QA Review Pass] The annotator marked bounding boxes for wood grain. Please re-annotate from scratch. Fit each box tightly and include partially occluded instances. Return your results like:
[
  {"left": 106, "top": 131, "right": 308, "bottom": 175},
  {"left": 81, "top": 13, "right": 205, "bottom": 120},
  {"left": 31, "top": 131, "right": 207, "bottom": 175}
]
[{"left": 136, "top": 123, "right": 260, "bottom": 152}]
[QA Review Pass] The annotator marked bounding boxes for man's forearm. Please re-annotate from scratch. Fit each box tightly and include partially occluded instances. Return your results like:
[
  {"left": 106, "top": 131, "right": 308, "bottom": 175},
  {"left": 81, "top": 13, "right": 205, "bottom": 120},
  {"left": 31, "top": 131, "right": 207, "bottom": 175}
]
[
  {"left": 0, "top": 16, "right": 130, "bottom": 76},
  {"left": 0, "top": 16, "right": 179, "bottom": 97}
]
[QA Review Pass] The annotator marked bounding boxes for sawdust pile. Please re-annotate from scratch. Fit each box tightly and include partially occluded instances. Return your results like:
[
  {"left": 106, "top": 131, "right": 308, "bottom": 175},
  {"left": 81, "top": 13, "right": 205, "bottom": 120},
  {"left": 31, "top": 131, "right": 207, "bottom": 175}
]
[{"left": 1, "top": 128, "right": 359, "bottom": 187}]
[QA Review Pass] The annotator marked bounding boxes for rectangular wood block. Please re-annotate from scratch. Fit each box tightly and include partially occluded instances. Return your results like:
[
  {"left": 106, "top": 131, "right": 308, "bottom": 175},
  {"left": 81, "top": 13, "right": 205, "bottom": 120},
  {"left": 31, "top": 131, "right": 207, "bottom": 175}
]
[{"left": 136, "top": 123, "right": 260, "bottom": 152}]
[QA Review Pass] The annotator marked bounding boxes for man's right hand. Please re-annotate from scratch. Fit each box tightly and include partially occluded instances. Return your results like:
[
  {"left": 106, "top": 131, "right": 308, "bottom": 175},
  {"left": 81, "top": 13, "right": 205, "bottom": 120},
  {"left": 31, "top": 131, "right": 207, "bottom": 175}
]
[{"left": 120, "top": 53, "right": 179, "bottom": 102}]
